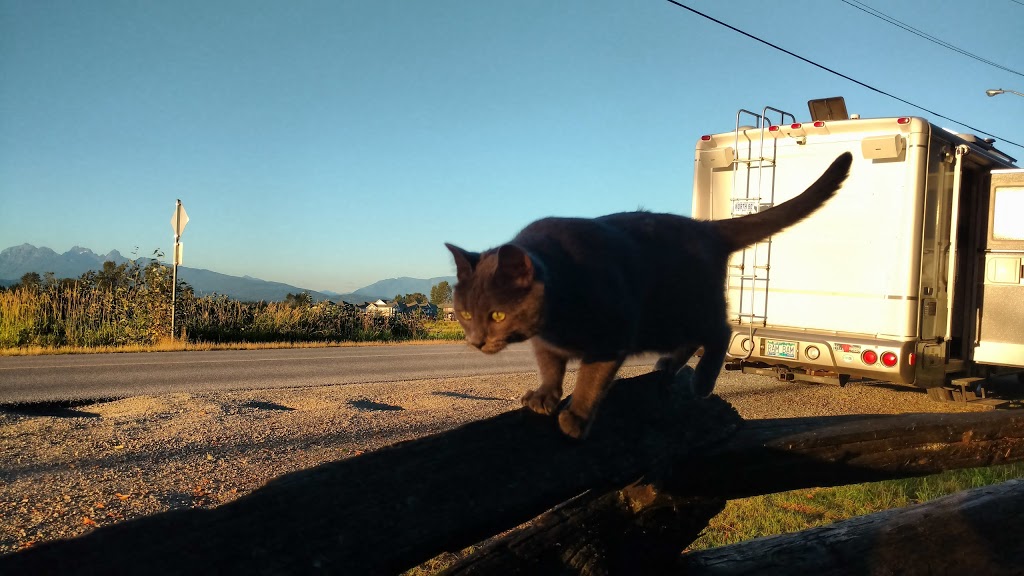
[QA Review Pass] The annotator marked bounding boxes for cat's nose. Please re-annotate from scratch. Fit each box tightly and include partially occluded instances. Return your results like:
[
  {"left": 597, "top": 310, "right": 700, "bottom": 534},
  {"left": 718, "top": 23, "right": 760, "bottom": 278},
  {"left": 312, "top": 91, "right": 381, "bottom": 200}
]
[{"left": 468, "top": 338, "right": 485, "bottom": 350}]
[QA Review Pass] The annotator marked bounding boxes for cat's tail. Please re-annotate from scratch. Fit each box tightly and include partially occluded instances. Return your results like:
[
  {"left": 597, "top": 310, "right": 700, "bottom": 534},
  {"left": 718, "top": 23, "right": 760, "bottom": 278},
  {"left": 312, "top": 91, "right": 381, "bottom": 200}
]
[{"left": 713, "top": 151, "right": 853, "bottom": 252}]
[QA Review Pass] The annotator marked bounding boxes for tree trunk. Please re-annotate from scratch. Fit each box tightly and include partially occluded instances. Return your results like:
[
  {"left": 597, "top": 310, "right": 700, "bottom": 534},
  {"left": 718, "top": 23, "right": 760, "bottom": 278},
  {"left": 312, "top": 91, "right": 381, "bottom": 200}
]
[
  {"left": 443, "top": 484, "right": 724, "bottom": 576},
  {"left": 669, "top": 410, "right": 1024, "bottom": 498},
  {"left": 678, "top": 478, "right": 1024, "bottom": 576}
]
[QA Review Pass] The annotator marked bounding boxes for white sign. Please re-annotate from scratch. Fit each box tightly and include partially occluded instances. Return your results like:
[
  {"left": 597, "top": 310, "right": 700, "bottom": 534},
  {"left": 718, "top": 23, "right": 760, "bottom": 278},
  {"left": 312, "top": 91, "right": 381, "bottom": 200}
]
[
  {"left": 732, "top": 199, "right": 761, "bottom": 216},
  {"left": 171, "top": 200, "right": 189, "bottom": 237},
  {"left": 174, "top": 243, "right": 184, "bottom": 266}
]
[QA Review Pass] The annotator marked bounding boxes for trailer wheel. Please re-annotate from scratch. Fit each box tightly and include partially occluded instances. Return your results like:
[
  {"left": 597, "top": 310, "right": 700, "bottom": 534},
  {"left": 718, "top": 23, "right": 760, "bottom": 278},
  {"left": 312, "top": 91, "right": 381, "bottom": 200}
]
[{"left": 927, "top": 386, "right": 954, "bottom": 402}]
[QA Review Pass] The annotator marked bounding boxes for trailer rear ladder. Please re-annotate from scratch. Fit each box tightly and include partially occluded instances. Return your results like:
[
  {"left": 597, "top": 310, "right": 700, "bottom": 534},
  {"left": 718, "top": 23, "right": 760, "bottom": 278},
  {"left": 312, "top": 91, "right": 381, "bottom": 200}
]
[{"left": 729, "top": 106, "right": 794, "bottom": 340}]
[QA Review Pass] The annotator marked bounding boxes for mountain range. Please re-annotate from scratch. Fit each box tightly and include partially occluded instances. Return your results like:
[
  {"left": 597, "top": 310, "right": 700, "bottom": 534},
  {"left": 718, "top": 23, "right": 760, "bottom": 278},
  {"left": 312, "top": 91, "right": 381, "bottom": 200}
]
[{"left": 0, "top": 244, "right": 454, "bottom": 304}]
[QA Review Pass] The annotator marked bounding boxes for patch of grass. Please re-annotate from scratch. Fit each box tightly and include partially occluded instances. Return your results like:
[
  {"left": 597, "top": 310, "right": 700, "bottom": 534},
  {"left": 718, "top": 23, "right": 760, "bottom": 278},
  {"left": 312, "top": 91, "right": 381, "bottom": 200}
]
[
  {"left": 689, "top": 462, "right": 1024, "bottom": 550},
  {"left": 422, "top": 319, "right": 465, "bottom": 341}
]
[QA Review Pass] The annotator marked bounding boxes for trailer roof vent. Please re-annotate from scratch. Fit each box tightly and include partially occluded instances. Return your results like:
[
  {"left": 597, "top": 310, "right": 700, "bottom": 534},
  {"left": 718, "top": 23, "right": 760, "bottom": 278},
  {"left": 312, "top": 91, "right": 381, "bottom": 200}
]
[{"left": 808, "top": 97, "right": 849, "bottom": 121}]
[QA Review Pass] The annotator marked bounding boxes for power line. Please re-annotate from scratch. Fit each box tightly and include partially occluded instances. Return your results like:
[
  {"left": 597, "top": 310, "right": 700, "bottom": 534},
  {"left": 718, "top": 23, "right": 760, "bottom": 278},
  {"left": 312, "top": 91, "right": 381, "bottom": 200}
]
[
  {"left": 663, "top": 0, "right": 1023, "bottom": 150},
  {"left": 839, "top": 0, "right": 1024, "bottom": 77}
]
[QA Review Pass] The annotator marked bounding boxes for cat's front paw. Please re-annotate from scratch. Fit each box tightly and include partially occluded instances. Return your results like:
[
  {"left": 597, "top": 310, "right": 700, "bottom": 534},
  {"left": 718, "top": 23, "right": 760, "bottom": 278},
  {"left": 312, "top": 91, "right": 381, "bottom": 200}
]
[
  {"left": 521, "top": 388, "right": 561, "bottom": 415},
  {"left": 558, "top": 410, "right": 590, "bottom": 440}
]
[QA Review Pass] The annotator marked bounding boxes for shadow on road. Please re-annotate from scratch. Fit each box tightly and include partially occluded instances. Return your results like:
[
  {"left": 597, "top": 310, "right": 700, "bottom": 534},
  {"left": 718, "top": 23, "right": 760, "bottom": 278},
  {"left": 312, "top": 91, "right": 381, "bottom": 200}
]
[
  {"left": 431, "top": 391, "right": 507, "bottom": 402},
  {"left": 0, "top": 399, "right": 107, "bottom": 419},
  {"left": 240, "top": 400, "right": 295, "bottom": 412},
  {"left": 348, "top": 399, "right": 404, "bottom": 412}
]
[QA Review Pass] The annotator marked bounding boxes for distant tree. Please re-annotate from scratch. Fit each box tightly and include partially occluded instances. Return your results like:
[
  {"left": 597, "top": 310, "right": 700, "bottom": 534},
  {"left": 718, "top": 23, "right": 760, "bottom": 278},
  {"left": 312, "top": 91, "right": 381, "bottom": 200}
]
[
  {"left": 95, "top": 260, "right": 129, "bottom": 292},
  {"left": 391, "top": 292, "right": 429, "bottom": 305},
  {"left": 430, "top": 281, "right": 452, "bottom": 305},
  {"left": 285, "top": 291, "right": 313, "bottom": 308},
  {"left": 18, "top": 272, "right": 42, "bottom": 291}
]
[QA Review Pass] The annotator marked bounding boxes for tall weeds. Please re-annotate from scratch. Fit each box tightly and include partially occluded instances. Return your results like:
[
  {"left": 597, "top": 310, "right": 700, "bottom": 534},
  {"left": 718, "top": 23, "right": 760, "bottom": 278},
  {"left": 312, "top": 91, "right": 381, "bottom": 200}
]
[
  {"left": 179, "top": 297, "right": 433, "bottom": 344},
  {"left": 0, "top": 260, "right": 459, "bottom": 350}
]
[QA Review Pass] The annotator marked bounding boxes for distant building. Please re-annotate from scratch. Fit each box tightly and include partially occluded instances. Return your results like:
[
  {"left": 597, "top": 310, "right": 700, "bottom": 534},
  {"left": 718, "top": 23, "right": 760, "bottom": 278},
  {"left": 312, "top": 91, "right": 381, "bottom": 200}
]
[
  {"left": 364, "top": 299, "right": 401, "bottom": 317},
  {"left": 403, "top": 299, "right": 438, "bottom": 318}
]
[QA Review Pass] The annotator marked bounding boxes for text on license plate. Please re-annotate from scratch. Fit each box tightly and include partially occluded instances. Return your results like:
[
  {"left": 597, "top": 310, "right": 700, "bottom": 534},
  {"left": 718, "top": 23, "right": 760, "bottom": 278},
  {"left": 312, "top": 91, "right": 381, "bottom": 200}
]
[
  {"left": 732, "top": 199, "right": 760, "bottom": 215},
  {"left": 764, "top": 339, "right": 797, "bottom": 359}
]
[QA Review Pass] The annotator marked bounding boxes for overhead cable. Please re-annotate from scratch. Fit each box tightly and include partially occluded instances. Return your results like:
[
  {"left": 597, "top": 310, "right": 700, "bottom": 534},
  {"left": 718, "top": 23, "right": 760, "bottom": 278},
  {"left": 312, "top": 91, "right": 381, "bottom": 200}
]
[
  {"left": 839, "top": 0, "right": 1023, "bottom": 78},
  {"left": 663, "top": 0, "right": 1023, "bottom": 150}
]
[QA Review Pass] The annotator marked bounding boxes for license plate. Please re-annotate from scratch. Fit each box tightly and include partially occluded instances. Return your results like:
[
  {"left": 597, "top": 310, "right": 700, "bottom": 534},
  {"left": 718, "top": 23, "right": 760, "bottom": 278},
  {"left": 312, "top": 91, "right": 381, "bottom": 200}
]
[
  {"left": 764, "top": 339, "right": 798, "bottom": 359},
  {"left": 732, "top": 199, "right": 760, "bottom": 215}
]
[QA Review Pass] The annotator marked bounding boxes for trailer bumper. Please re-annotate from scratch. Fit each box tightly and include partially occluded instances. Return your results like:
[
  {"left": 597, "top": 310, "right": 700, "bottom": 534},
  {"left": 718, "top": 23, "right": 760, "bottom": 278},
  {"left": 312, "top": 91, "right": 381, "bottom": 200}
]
[{"left": 726, "top": 328, "right": 917, "bottom": 385}]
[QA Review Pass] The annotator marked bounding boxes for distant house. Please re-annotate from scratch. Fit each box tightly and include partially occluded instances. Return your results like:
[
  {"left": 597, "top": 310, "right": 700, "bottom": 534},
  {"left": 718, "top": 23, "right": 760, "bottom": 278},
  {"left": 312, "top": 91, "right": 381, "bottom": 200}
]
[
  {"left": 440, "top": 300, "right": 455, "bottom": 321},
  {"left": 403, "top": 300, "right": 438, "bottom": 318},
  {"left": 342, "top": 301, "right": 371, "bottom": 314},
  {"left": 364, "top": 299, "right": 401, "bottom": 317}
]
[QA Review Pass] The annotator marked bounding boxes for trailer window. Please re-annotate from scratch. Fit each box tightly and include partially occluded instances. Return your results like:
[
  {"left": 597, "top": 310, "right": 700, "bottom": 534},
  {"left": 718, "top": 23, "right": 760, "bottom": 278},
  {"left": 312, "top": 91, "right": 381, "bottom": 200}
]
[{"left": 992, "top": 187, "right": 1024, "bottom": 241}]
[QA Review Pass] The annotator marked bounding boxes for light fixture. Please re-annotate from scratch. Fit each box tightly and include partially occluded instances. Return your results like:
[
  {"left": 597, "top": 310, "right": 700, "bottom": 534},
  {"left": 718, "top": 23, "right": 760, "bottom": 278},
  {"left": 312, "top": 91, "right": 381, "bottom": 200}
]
[{"left": 986, "top": 88, "right": 1024, "bottom": 98}]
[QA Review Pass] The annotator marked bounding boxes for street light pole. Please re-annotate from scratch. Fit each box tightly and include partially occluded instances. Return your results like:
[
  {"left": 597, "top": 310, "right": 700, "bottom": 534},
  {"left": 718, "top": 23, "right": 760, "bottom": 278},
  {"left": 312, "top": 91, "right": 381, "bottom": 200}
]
[{"left": 986, "top": 88, "right": 1024, "bottom": 98}]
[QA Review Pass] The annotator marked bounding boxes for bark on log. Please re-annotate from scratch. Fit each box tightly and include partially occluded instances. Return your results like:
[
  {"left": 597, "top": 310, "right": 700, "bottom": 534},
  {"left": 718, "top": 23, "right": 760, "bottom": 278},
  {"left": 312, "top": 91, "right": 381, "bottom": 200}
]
[
  {"left": 670, "top": 411, "right": 1024, "bottom": 499},
  {"left": 678, "top": 478, "right": 1024, "bottom": 576},
  {"left": 0, "top": 370, "right": 742, "bottom": 576},
  {"left": 443, "top": 484, "right": 724, "bottom": 576}
]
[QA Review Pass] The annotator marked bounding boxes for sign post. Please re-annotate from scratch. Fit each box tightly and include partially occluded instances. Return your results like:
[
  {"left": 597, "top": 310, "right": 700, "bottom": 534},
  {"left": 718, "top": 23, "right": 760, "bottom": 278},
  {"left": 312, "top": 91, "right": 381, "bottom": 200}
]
[{"left": 170, "top": 200, "right": 189, "bottom": 339}]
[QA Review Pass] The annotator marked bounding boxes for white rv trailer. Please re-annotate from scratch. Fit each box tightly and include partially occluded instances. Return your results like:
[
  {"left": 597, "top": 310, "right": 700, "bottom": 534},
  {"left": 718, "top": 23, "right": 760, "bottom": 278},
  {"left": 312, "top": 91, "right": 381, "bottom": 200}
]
[{"left": 691, "top": 97, "right": 1022, "bottom": 399}]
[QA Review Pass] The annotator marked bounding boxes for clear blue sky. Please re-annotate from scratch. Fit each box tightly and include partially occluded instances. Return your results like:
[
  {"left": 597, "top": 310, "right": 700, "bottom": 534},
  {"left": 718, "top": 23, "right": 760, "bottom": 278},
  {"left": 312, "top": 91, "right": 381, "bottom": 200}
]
[{"left": 2, "top": 0, "right": 1021, "bottom": 293}]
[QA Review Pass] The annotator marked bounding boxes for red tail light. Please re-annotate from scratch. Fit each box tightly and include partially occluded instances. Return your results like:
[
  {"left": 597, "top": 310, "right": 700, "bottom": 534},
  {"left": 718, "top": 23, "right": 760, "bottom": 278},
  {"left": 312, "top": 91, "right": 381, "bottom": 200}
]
[
  {"left": 897, "top": 117, "right": 911, "bottom": 124},
  {"left": 909, "top": 353, "right": 916, "bottom": 366},
  {"left": 791, "top": 123, "right": 802, "bottom": 129},
  {"left": 881, "top": 351, "right": 898, "bottom": 367},
  {"left": 768, "top": 125, "right": 780, "bottom": 132},
  {"left": 701, "top": 135, "right": 712, "bottom": 141},
  {"left": 862, "top": 350, "right": 878, "bottom": 365},
  {"left": 813, "top": 121, "right": 825, "bottom": 128}
]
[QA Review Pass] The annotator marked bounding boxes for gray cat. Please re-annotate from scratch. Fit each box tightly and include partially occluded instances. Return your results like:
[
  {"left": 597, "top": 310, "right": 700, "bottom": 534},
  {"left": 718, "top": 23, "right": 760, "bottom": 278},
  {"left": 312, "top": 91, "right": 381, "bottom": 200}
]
[{"left": 446, "top": 152, "right": 852, "bottom": 439}]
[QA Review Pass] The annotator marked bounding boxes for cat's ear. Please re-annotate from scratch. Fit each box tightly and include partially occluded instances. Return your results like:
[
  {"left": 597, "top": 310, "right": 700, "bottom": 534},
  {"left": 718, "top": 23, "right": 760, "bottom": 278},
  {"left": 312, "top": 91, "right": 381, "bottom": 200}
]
[
  {"left": 445, "top": 243, "right": 480, "bottom": 283},
  {"left": 495, "top": 244, "right": 534, "bottom": 289}
]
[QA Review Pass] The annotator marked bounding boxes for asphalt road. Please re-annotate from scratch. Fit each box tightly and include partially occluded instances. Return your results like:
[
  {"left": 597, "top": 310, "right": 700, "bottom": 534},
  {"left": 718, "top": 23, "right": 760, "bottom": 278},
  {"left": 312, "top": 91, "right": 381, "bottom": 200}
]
[{"left": 0, "top": 343, "right": 659, "bottom": 404}]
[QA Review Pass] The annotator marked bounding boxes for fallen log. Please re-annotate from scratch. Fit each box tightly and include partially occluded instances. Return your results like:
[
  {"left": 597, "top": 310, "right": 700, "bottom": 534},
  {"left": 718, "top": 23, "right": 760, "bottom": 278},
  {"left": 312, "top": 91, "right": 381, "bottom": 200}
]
[
  {"left": 0, "top": 370, "right": 742, "bottom": 576},
  {"left": 669, "top": 410, "right": 1024, "bottom": 498},
  {"left": 678, "top": 478, "right": 1024, "bottom": 576},
  {"left": 443, "top": 484, "right": 724, "bottom": 576},
  {"left": 441, "top": 409, "right": 1024, "bottom": 574}
]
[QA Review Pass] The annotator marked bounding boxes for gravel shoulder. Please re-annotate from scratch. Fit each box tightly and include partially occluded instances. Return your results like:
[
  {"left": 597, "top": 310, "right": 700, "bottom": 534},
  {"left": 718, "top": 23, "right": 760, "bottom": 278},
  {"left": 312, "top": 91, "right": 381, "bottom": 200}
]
[{"left": 0, "top": 365, "right": 986, "bottom": 555}]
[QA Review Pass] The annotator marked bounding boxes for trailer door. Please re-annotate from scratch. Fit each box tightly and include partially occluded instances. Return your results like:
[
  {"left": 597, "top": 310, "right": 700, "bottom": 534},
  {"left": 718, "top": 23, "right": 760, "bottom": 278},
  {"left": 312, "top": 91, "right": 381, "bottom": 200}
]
[{"left": 973, "top": 170, "right": 1024, "bottom": 368}]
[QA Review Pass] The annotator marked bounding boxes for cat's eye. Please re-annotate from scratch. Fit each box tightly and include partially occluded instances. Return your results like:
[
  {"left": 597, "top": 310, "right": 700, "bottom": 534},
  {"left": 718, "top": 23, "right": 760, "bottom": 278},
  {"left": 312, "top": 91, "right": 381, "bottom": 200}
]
[
  {"left": 491, "top": 311, "right": 506, "bottom": 322},
  {"left": 460, "top": 311, "right": 473, "bottom": 320}
]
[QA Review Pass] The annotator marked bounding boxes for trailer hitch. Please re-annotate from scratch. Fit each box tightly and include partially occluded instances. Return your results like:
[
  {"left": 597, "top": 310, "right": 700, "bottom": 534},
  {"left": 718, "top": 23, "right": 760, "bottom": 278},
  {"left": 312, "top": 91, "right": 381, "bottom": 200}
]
[{"left": 775, "top": 367, "right": 795, "bottom": 381}]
